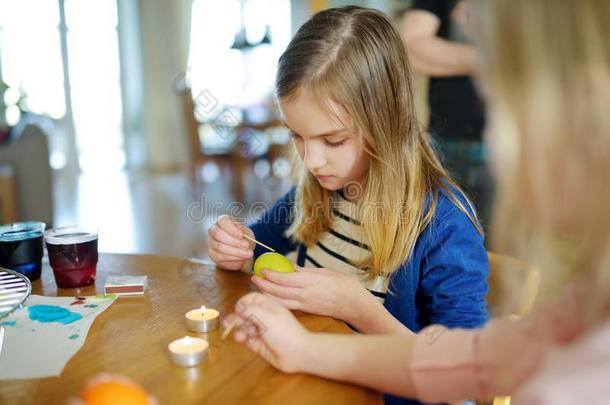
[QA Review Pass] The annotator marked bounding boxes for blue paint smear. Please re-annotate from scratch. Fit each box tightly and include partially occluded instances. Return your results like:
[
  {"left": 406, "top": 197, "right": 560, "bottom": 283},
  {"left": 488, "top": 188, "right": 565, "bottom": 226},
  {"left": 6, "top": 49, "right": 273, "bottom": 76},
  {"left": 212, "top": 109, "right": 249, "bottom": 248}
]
[
  {"left": 28, "top": 305, "right": 82, "bottom": 324},
  {"left": 1, "top": 321, "right": 16, "bottom": 327}
]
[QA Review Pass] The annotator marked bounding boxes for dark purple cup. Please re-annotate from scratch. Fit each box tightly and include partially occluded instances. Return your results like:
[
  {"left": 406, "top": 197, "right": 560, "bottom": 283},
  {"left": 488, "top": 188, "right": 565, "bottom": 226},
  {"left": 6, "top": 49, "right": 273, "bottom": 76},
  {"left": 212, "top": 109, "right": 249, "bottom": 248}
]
[{"left": 44, "top": 227, "right": 98, "bottom": 288}]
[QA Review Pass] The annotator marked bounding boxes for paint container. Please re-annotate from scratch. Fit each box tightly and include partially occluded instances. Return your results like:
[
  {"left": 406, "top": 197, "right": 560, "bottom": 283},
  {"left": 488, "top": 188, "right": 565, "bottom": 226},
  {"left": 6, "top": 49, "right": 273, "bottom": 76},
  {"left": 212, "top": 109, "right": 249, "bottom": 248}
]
[
  {"left": 0, "top": 221, "right": 46, "bottom": 281},
  {"left": 44, "top": 227, "right": 98, "bottom": 288}
]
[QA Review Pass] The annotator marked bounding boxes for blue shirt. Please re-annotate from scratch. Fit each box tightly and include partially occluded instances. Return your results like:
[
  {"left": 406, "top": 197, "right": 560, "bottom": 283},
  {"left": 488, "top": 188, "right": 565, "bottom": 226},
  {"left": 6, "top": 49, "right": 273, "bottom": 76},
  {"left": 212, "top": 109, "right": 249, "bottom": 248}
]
[{"left": 249, "top": 186, "right": 489, "bottom": 405}]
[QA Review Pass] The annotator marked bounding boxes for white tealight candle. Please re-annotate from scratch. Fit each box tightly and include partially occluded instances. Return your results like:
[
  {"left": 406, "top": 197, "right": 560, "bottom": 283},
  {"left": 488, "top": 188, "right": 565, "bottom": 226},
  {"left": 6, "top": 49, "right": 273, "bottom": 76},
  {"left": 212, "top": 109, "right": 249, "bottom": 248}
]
[
  {"left": 168, "top": 336, "right": 208, "bottom": 367},
  {"left": 185, "top": 305, "right": 220, "bottom": 333}
]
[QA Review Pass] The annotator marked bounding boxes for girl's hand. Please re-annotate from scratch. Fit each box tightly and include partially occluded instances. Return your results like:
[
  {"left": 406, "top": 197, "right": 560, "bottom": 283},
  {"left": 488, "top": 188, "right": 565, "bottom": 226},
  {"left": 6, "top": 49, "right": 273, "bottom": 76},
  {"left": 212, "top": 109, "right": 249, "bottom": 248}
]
[
  {"left": 207, "top": 215, "right": 255, "bottom": 271},
  {"left": 251, "top": 265, "right": 371, "bottom": 324},
  {"left": 224, "top": 292, "right": 312, "bottom": 373}
]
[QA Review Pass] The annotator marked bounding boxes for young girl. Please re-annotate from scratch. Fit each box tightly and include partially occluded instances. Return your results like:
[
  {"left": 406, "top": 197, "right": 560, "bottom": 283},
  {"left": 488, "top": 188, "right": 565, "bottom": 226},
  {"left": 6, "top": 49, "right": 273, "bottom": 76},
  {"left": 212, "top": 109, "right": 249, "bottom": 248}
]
[
  {"left": 225, "top": 0, "right": 610, "bottom": 403},
  {"left": 207, "top": 6, "right": 489, "bottom": 341}
]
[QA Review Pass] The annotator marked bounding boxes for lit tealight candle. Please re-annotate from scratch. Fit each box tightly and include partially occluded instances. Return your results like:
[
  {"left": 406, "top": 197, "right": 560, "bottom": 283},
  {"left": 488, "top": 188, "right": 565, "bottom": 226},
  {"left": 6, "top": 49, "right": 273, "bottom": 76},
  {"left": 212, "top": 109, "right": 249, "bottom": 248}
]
[
  {"left": 168, "top": 336, "right": 208, "bottom": 367},
  {"left": 185, "top": 305, "right": 220, "bottom": 333}
]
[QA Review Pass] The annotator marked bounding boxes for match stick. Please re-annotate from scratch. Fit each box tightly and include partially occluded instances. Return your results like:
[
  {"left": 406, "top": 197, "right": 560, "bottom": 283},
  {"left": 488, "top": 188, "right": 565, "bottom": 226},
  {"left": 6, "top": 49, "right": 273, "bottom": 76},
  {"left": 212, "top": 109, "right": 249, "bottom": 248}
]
[
  {"left": 242, "top": 234, "right": 275, "bottom": 252},
  {"left": 221, "top": 320, "right": 237, "bottom": 340}
]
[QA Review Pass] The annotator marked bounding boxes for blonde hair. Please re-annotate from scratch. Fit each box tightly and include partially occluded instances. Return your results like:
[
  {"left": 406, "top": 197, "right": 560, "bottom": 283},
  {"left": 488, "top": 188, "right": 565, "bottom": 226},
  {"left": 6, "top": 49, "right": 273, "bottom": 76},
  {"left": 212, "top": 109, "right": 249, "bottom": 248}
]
[
  {"left": 276, "top": 6, "right": 480, "bottom": 278},
  {"left": 475, "top": 0, "right": 610, "bottom": 322}
]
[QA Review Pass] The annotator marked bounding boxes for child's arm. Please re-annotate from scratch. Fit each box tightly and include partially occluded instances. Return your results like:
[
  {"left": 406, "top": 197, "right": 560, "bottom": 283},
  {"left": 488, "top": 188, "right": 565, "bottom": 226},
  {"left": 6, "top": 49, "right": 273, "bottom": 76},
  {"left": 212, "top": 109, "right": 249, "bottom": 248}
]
[
  {"left": 418, "top": 202, "right": 490, "bottom": 328},
  {"left": 228, "top": 292, "right": 552, "bottom": 402},
  {"left": 252, "top": 266, "right": 413, "bottom": 335},
  {"left": 300, "top": 319, "right": 543, "bottom": 401},
  {"left": 345, "top": 290, "right": 414, "bottom": 335}
]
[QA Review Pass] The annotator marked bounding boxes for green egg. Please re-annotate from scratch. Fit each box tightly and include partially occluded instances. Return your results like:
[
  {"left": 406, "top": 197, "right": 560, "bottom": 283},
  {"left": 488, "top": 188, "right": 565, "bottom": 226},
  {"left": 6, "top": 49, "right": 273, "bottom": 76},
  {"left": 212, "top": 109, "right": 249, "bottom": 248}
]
[{"left": 253, "top": 252, "right": 295, "bottom": 278}]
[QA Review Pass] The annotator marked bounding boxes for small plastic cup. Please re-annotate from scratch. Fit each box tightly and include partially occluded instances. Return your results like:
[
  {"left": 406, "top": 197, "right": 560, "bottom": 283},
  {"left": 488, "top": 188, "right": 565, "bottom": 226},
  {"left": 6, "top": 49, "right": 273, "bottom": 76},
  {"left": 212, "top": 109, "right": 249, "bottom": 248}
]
[
  {"left": 44, "top": 227, "right": 98, "bottom": 288},
  {"left": 0, "top": 221, "right": 46, "bottom": 281}
]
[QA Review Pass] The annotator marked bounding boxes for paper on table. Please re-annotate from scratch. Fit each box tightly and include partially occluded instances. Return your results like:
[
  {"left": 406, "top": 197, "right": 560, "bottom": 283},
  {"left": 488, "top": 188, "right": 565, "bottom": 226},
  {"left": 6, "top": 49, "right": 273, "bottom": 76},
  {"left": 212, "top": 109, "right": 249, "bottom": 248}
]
[{"left": 0, "top": 294, "right": 116, "bottom": 379}]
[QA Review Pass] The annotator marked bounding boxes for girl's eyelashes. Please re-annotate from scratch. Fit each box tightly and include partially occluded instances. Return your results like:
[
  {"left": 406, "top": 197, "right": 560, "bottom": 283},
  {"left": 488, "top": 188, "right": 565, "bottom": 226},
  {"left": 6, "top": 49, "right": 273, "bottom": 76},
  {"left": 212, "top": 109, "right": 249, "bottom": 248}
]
[
  {"left": 290, "top": 131, "right": 345, "bottom": 148},
  {"left": 324, "top": 139, "right": 347, "bottom": 148}
]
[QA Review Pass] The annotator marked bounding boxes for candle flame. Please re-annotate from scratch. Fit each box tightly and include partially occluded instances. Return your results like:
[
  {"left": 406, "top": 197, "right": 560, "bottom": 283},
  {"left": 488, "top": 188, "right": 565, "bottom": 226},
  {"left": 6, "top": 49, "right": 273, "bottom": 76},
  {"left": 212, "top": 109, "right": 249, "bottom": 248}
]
[
  {"left": 184, "top": 336, "right": 192, "bottom": 346},
  {"left": 200, "top": 305, "right": 206, "bottom": 315}
]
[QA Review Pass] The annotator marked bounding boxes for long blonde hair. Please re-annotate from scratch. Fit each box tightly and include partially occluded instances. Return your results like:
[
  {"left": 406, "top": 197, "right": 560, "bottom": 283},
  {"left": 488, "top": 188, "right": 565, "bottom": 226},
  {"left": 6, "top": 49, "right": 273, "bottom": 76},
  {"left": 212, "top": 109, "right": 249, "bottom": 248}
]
[
  {"left": 276, "top": 6, "right": 480, "bottom": 277},
  {"left": 476, "top": 0, "right": 610, "bottom": 322}
]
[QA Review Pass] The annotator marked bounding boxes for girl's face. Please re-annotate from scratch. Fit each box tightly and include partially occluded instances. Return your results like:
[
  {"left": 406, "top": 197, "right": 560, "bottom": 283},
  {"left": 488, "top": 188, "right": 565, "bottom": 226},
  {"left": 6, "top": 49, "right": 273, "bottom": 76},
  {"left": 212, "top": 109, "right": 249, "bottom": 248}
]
[{"left": 280, "top": 88, "right": 369, "bottom": 194}]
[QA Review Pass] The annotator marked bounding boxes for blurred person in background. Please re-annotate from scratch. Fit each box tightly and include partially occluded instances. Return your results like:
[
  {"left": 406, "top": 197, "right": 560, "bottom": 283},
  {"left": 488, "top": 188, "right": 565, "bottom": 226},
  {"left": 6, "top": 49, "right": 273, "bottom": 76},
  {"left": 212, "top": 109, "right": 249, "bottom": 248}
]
[{"left": 401, "top": 0, "right": 493, "bottom": 233}]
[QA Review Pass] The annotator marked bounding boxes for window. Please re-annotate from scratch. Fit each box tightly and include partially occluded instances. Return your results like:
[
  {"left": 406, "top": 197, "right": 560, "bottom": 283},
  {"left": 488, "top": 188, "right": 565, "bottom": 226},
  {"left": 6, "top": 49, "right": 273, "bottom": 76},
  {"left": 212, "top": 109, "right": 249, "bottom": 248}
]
[
  {"left": 0, "top": 0, "right": 125, "bottom": 171},
  {"left": 0, "top": 0, "right": 66, "bottom": 121},
  {"left": 187, "top": 0, "right": 291, "bottom": 151},
  {"left": 65, "top": 0, "right": 125, "bottom": 171}
]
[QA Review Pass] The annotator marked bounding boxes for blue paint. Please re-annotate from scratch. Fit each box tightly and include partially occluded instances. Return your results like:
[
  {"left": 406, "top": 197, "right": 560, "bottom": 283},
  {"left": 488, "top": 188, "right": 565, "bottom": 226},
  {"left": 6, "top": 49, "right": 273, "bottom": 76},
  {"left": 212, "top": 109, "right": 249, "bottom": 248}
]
[
  {"left": 83, "top": 304, "right": 98, "bottom": 308},
  {"left": 28, "top": 305, "right": 82, "bottom": 324},
  {"left": 1, "top": 321, "right": 16, "bottom": 327}
]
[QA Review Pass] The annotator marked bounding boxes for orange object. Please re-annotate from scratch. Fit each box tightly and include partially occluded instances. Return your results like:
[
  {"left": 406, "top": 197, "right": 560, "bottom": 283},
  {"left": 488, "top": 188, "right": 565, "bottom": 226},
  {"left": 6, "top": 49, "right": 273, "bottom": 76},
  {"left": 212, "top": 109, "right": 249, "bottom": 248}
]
[
  {"left": 80, "top": 378, "right": 150, "bottom": 405},
  {"left": 309, "top": 0, "right": 328, "bottom": 14}
]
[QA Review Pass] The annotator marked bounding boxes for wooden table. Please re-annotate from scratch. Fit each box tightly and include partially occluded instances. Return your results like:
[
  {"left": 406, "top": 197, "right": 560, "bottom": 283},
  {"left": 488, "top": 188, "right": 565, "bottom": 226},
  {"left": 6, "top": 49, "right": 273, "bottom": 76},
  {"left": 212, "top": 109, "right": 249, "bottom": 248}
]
[{"left": 0, "top": 253, "right": 380, "bottom": 404}]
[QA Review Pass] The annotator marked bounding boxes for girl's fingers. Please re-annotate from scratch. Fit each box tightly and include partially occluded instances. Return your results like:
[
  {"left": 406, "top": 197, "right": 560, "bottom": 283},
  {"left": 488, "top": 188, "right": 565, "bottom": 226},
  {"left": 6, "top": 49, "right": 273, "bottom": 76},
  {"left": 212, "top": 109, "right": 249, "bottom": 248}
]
[
  {"left": 237, "top": 223, "right": 254, "bottom": 238},
  {"left": 236, "top": 292, "right": 290, "bottom": 316},
  {"left": 233, "top": 313, "right": 265, "bottom": 342},
  {"left": 217, "top": 215, "right": 244, "bottom": 239},
  {"left": 249, "top": 339, "right": 282, "bottom": 370},
  {"left": 251, "top": 276, "right": 302, "bottom": 300},
  {"left": 209, "top": 249, "right": 248, "bottom": 264},
  {"left": 216, "top": 259, "right": 248, "bottom": 269},
  {"left": 261, "top": 293, "right": 302, "bottom": 310},
  {"left": 233, "top": 317, "right": 259, "bottom": 341},
  {"left": 236, "top": 292, "right": 293, "bottom": 322},
  {"left": 209, "top": 238, "right": 252, "bottom": 260},
  {"left": 294, "top": 265, "right": 328, "bottom": 274},
  {"left": 209, "top": 224, "right": 250, "bottom": 250},
  {"left": 233, "top": 328, "right": 247, "bottom": 343},
  {"left": 222, "top": 313, "right": 242, "bottom": 329},
  {"left": 224, "top": 312, "right": 252, "bottom": 343},
  {"left": 261, "top": 269, "right": 311, "bottom": 287},
  {"left": 244, "top": 323, "right": 259, "bottom": 338},
  {"left": 235, "top": 292, "right": 266, "bottom": 310},
  {"left": 237, "top": 291, "right": 301, "bottom": 312},
  {"left": 246, "top": 337, "right": 266, "bottom": 357}
]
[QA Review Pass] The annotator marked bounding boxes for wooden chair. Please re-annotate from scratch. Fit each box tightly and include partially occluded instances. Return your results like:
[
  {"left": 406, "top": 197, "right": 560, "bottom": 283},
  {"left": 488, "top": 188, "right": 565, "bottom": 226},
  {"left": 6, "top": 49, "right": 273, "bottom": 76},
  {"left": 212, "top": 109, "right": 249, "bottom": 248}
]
[
  {"left": 491, "top": 397, "right": 511, "bottom": 405},
  {"left": 177, "top": 82, "right": 291, "bottom": 204},
  {"left": 0, "top": 123, "right": 53, "bottom": 225},
  {"left": 176, "top": 84, "right": 248, "bottom": 202},
  {"left": 487, "top": 252, "right": 540, "bottom": 318}
]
